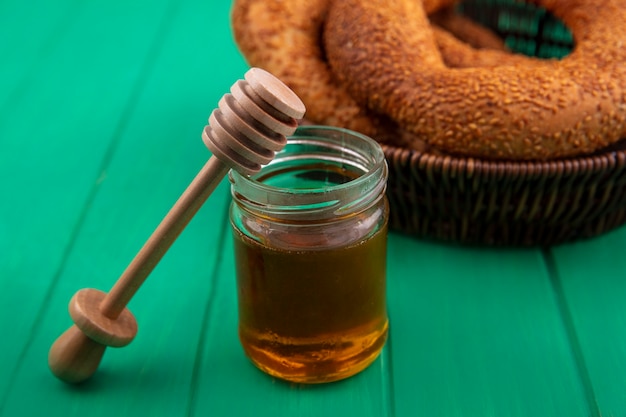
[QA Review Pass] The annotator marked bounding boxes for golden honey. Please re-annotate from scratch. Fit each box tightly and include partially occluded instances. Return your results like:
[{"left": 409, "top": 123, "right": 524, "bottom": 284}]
[
  {"left": 229, "top": 125, "right": 389, "bottom": 383},
  {"left": 233, "top": 224, "right": 388, "bottom": 383}
]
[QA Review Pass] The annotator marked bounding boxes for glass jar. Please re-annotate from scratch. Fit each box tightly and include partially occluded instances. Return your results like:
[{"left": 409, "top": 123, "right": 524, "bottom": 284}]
[{"left": 229, "top": 125, "right": 389, "bottom": 383}]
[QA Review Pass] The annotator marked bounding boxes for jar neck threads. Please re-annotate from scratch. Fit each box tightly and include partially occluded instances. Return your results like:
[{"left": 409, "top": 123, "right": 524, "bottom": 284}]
[{"left": 229, "top": 126, "right": 388, "bottom": 223}]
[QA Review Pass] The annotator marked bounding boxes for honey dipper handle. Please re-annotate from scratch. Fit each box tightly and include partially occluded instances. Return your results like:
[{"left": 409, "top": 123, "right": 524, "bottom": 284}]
[
  {"left": 100, "top": 156, "right": 229, "bottom": 318},
  {"left": 48, "top": 325, "right": 107, "bottom": 384},
  {"left": 49, "top": 67, "right": 305, "bottom": 384}
]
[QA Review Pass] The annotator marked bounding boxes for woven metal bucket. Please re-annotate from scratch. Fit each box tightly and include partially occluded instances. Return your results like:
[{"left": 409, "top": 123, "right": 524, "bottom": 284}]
[{"left": 383, "top": 0, "right": 626, "bottom": 246}]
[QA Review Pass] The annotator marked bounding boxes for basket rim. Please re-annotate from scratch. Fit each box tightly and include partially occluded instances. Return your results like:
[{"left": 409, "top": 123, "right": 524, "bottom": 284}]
[{"left": 381, "top": 142, "right": 626, "bottom": 179}]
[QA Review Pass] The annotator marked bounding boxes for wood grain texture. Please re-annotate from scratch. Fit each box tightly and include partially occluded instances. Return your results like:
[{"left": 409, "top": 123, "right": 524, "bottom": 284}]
[
  {"left": 0, "top": 0, "right": 175, "bottom": 399},
  {"left": 386, "top": 234, "right": 590, "bottom": 417},
  {"left": 0, "top": 0, "right": 243, "bottom": 413},
  {"left": 0, "top": 0, "right": 83, "bottom": 116},
  {"left": 2, "top": 0, "right": 626, "bottom": 415},
  {"left": 548, "top": 227, "right": 626, "bottom": 417}
]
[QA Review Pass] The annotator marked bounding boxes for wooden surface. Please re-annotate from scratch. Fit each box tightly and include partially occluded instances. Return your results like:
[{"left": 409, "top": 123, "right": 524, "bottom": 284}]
[
  {"left": 1, "top": 1, "right": 626, "bottom": 416},
  {"left": 46, "top": 66, "right": 304, "bottom": 384}
]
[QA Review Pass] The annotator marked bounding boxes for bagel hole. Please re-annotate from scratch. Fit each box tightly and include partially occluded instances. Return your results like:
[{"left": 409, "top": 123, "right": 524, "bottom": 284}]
[{"left": 445, "top": 0, "right": 574, "bottom": 59}]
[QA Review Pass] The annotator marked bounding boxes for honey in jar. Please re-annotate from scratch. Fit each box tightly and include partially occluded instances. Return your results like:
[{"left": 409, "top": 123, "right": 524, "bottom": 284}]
[{"left": 229, "top": 126, "right": 389, "bottom": 383}]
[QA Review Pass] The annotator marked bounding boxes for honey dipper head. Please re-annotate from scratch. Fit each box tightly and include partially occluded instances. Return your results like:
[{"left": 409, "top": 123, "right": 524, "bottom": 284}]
[{"left": 203, "top": 67, "right": 306, "bottom": 176}]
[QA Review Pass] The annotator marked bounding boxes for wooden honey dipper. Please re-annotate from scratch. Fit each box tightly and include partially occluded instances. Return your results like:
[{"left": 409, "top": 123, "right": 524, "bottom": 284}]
[{"left": 48, "top": 67, "right": 306, "bottom": 384}]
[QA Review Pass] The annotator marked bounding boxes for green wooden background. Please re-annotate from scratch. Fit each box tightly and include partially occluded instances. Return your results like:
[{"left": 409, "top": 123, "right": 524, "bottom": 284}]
[{"left": 1, "top": 1, "right": 625, "bottom": 416}]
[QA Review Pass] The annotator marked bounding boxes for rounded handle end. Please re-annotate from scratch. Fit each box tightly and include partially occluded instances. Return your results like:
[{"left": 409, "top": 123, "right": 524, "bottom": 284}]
[{"left": 48, "top": 325, "right": 106, "bottom": 384}]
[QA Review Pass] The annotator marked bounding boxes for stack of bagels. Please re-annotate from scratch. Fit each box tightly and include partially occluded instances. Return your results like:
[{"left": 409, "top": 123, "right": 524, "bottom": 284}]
[{"left": 232, "top": 0, "right": 626, "bottom": 160}]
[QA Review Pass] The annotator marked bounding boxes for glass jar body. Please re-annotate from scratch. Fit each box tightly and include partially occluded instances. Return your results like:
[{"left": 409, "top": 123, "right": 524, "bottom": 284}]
[{"left": 229, "top": 126, "right": 389, "bottom": 383}]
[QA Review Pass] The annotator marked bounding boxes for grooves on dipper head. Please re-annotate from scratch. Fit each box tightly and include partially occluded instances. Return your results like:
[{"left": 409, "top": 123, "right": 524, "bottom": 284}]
[{"left": 202, "top": 68, "right": 306, "bottom": 177}]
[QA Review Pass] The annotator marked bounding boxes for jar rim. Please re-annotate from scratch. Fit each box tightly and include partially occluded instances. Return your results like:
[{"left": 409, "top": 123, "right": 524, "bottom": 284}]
[{"left": 229, "top": 125, "right": 387, "bottom": 219}]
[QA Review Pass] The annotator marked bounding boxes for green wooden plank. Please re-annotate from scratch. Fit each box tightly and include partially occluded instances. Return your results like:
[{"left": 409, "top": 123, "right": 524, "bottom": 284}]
[
  {"left": 0, "top": 0, "right": 249, "bottom": 415},
  {"left": 0, "top": 0, "right": 174, "bottom": 400},
  {"left": 386, "top": 234, "right": 590, "bottom": 417},
  {"left": 0, "top": 183, "right": 231, "bottom": 417},
  {"left": 189, "top": 232, "right": 393, "bottom": 417},
  {"left": 548, "top": 226, "right": 626, "bottom": 417},
  {"left": 0, "top": 0, "right": 83, "bottom": 113}
]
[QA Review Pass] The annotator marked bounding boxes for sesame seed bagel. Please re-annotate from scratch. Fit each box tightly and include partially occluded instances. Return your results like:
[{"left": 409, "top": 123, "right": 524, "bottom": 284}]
[
  {"left": 323, "top": 0, "right": 626, "bottom": 159},
  {"left": 231, "top": 0, "right": 399, "bottom": 144},
  {"left": 231, "top": 0, "right": 537, "bottom": 149}
]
